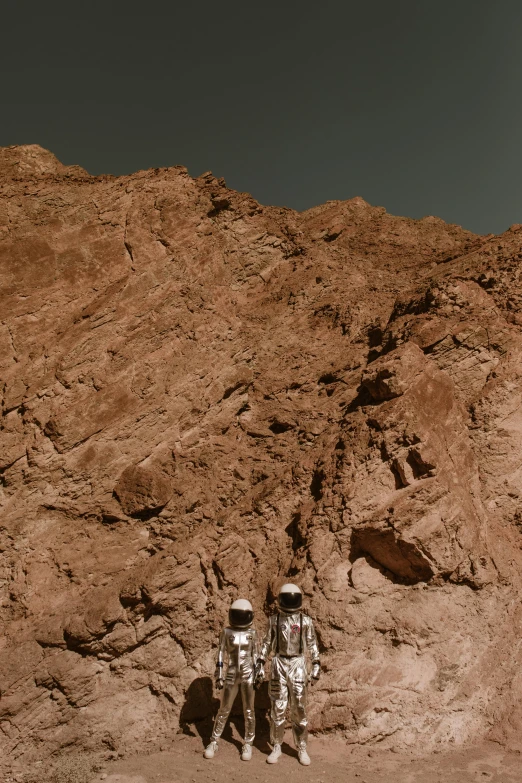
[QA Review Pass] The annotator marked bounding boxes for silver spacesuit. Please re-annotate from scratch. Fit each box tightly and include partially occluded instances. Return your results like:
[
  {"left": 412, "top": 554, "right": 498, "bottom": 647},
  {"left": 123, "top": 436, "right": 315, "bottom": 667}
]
[
  {"left": 204, "top": 599, "right": 258, "bottom": 762},
  {"left": 256, "top": 583, "right": 320, "bottom": 766}
]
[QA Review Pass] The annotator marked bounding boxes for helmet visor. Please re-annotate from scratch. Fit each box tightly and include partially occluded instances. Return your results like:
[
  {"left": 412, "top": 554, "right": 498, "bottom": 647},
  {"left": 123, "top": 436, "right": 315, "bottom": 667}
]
[
  {"left": 279, "top": 591, "right": 302, "bottom": 611},
  {"left": 229, "top": 608, "right": 254, "bottom": 628}
]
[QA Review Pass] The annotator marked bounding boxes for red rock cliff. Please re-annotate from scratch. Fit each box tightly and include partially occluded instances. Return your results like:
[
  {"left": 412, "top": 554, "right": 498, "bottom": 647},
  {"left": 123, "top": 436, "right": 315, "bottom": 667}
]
[{"left": 2, "top": 144, "right": 522, "bottom": 765}]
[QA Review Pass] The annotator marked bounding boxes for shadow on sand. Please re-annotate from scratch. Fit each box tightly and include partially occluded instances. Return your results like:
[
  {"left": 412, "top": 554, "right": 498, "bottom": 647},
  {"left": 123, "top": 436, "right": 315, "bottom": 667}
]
[{"left": 179, "top": 676, "right": 272, "bottom": 755}]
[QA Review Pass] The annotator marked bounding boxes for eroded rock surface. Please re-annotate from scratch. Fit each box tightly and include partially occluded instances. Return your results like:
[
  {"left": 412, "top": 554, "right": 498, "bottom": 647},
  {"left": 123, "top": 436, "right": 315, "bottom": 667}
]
[{"left": 2, "top": 144, "right": 522, "bottom": 769}]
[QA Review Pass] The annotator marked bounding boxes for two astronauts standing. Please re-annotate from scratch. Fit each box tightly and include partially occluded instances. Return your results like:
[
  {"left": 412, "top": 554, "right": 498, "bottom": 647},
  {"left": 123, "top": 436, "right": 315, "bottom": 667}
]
[{"left": 204, "top": 583, "right": 320, "bottom": 766}]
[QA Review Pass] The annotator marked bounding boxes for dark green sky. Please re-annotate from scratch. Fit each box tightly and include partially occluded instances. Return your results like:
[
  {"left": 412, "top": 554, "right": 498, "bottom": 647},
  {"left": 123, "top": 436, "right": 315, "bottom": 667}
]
[{"left": 2, "top": 1, "right": 521, "bottom": 234}]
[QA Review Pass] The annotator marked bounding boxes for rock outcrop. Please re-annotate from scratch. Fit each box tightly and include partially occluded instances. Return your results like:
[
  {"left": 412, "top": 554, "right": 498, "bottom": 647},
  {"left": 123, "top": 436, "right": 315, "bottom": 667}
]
[{"left": 2, "top": 144, "right": 522, "bottom": 768}]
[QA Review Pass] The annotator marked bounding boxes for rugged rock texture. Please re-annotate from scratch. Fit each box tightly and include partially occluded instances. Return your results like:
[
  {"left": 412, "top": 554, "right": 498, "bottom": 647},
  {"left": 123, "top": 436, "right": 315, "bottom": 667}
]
[{"left": 2, "top": 144, "right": 522, "bottom": 768}]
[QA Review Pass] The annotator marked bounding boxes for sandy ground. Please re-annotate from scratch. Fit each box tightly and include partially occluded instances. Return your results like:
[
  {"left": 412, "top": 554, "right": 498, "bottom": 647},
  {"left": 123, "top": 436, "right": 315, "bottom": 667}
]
[{"left": 27, "top": 731, "right": 519, "bottom": 783}]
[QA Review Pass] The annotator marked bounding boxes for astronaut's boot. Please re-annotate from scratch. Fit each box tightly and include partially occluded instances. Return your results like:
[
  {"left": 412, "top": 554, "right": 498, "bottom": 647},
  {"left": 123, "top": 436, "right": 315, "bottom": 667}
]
[
  {"left": 297, "top": 746, "right": 311, "bottom": 766},
  {"left": 241, "top": 743, "right": 253, "bottom": 761},
  {"left": 266, "top": 743, "right": 282, "bottom": 764},
  {"left": 204, "top": 740, "right": 219, "bottom": 759}
]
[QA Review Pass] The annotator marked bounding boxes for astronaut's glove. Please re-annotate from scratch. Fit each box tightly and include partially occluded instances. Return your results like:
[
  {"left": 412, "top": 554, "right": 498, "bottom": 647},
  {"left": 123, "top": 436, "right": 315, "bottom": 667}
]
[
  {"left": 214, "top": 668, "right": 224, "bottom": 690},
  {"left": 254, "top": 659, "right": 265, "bottom": 689},
  {"left": 311, "top": 661, "right": 321, "bottom": 683}
]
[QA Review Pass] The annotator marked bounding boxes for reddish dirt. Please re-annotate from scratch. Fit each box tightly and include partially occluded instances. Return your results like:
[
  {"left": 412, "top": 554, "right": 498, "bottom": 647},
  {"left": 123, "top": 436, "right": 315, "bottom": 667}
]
[
  {"left": 15, "top": 735, "right": 522, "bottom": 783},
  {"left": 104, "top": 736, "right": 522, "bottom": 783}
]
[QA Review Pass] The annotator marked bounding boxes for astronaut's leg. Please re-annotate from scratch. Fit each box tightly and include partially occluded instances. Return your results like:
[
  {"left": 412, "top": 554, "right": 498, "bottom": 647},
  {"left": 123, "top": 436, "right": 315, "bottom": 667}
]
[
  {"left": 266, "top": 657, "right": 288, "bottom": 763},
  {"left": 287, "top": 661, "right": 308, "bottom": 748},
  {"left": 287, "top": 656, "right": 310, "bottom": 764},
  {"left": 238, "top": 680, "right": 256, "bottom": 760},
  {"left": 210, "top": 680, "right": 239, "bottom": 742},
  {"left": 240, "top": 681, "right": 256, "bottom": 745}
]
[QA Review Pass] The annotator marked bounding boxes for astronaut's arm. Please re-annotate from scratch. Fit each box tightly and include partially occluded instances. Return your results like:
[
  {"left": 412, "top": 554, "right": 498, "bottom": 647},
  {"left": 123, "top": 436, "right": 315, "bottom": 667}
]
[
  {"left": 258, "top": 616, "right": 274, "bottom": 664},
  {"left": 255, "top": 618, "right": 273, "bottom": 683},
  {"left": 306, "top": 617, "right": 321, "bottom": 679},
  {"left": 251, "top": 629, "right": 262, "bottom": 687},
  {"left": 214, "top": 630, "right": 226, "bottom": 688}
]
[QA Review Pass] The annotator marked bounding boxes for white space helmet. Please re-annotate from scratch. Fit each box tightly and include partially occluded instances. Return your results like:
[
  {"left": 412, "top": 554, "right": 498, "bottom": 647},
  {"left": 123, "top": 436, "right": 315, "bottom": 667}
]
[
  {"left": 278, "top": 583, "right": 302, "bottom": 612},
  {"left": 229, "top": 598, "right": 254, "bottom": 628}
]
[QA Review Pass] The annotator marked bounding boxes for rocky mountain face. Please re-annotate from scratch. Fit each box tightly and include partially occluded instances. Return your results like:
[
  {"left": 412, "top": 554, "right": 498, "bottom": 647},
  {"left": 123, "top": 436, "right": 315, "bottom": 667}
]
[{"left": 2, "top": 144, "right": 522, "bottom": 768}]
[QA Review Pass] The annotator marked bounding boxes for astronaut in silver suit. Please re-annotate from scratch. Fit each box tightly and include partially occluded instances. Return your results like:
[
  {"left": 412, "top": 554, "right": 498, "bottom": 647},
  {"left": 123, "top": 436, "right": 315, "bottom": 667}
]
[
  {"left": 256, "top": 583, "right": 320, "bottom": 766},
  {"left": 204, "top": 599, "right": 258, "bottom": 762}
]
